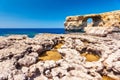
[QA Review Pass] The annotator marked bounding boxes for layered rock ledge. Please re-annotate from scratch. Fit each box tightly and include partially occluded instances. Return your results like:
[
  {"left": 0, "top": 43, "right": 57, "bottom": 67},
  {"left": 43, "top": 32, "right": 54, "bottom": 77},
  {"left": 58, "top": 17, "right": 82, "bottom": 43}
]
[{"left": 0, "top": 33, "right": 120, "bottom": 80}]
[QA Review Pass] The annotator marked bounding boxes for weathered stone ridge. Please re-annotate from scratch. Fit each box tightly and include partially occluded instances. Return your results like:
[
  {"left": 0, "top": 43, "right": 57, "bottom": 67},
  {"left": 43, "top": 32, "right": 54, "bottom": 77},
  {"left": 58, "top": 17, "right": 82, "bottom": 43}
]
[{"left": 64, "top": 10, "right": 120, "bottom": 36}]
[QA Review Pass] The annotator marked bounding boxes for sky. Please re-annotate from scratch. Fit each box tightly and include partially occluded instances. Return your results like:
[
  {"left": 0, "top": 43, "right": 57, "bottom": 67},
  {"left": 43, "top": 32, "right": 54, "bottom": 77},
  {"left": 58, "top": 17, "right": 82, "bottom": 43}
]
[{"left": 0, "top": 0, "right": 120, "bottom": 28}]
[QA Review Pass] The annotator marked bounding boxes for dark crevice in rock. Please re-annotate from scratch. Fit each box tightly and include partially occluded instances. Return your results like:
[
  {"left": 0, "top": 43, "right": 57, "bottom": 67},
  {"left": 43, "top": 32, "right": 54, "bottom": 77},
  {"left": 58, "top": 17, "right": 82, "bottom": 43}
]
[
  {"left": 67, "top": 67, "right": 75, "bottom": 72},
  {"left": 87, "top": 48, "right": 101, "bottom": 57},
  {"left": 15, "top": 63, "right": 22, "bottom": 70},
  {"left": 113, "top": 70, "right": 120, "bottom": 75},
  {"left": 26, "top": 47, "right": 33, "bottom": 53},
  {"left": 57, "top": 72, "right": 65, "bottom": 78},
  {"left": 14, "top": 53, "right": 25, "bottom": 61},
  {"left": 97, "top": 69, "right": 105, "bottom": 76},
  {"left": 0, "top": 54, "right": 14, "bottom": 62},
  {"left": 36, "top": 47, "right": 44, "bottom": 54},
  {"left": 30, "top": 68, "right": 41, "bottom": 80},
  {"left": 80, "top": 47, "right": 87, "bottom": 53},
  {"left": 80, "top": 39, "right": 91, "bottom": 44},
  {"left": 8, "top": 54, "right": 14, "bottom": 59},
  {"left": 0, "top": 58, "right": 7, "bottom": 62},
  {"left": 80, "top": 47, "right": 102, "bottom": 57},
  {"left": 43, "top": 68, "right": 53, "bottom": 79}
]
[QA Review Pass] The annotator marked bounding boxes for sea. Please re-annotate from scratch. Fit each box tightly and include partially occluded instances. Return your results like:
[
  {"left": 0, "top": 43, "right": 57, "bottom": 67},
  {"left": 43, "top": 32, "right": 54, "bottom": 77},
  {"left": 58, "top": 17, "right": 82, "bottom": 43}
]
[{"left": 0, "top": 28, "right": 65, "bottom": 38}]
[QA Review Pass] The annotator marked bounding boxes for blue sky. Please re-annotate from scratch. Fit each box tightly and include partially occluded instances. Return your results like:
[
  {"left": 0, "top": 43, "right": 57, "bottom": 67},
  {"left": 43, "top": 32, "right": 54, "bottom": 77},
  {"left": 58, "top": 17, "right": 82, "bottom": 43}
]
[{"left": 0, "top": 0, "right": 120, "bottom": 28}]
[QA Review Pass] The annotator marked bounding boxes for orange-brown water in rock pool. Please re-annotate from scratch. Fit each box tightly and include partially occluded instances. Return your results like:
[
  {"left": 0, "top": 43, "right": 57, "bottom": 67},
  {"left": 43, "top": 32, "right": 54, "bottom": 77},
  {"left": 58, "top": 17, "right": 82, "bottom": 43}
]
[
  {"left": 102, "top": 75, "right": 115, "bottom": 80},
  {"left": 39, "top": 50, "right": 62, "bottom": 61},
  {"left": 39, "top": 43, "right": 64, "bottom": 61},
  {"left": 81, "top": 52, "right": 115, "bottom": 80},
  {"left": 81, "top": 52, "right": 100, "bottom": 62}
]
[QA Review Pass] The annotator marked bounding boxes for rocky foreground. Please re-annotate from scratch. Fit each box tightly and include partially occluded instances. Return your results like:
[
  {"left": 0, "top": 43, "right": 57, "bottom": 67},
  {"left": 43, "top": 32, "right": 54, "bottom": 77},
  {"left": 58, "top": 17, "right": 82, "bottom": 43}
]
[{"left": 0, "top": 33, "right": 120, "bottom": 80}]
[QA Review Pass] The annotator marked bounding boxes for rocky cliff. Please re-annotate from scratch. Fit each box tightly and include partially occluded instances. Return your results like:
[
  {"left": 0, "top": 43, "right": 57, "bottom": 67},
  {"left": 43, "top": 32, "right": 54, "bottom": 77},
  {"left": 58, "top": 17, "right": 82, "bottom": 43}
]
[{"left": 64, "top": 10, "right": 120, "bottom": 36}]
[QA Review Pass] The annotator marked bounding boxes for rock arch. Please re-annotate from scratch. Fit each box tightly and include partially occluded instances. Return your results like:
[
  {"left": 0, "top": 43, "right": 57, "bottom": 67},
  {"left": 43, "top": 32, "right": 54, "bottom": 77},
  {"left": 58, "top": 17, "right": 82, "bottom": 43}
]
[
  {"left": 80, "top": 15, "right": 103, "bottom": 28},
  {"left": 64, "top": 10, "right": 120, "bottom": 31}
]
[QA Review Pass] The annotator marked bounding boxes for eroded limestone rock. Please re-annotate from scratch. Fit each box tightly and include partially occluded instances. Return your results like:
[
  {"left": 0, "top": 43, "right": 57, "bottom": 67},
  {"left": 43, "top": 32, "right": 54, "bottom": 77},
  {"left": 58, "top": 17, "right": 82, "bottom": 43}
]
[
  {"left": 0, "top": 34, "right": 120, "bottom": 80},
  {"left": 64, "top": 10, "right": 120, "bottom": 36}
]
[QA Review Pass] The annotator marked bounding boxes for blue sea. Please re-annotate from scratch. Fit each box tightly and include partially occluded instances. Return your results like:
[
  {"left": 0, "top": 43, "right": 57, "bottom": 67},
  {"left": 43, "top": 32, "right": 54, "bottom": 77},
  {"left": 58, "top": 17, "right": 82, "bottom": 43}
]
[{"left": 0, "top": 28, "right": 65, "bottom": 38}]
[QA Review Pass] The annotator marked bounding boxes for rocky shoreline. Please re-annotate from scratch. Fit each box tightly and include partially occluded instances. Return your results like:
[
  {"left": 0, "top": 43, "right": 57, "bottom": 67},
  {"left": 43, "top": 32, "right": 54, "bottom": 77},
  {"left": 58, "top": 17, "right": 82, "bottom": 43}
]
[{"left": 0, "top": 33, "right": 120, "bottom": 80}]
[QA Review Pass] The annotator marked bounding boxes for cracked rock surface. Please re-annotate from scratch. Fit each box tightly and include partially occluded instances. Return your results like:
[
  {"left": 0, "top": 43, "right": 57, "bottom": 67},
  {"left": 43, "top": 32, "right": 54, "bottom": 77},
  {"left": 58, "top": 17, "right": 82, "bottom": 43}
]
[{"left": 0, "top": 33, "right": 120, "bottom": 80}]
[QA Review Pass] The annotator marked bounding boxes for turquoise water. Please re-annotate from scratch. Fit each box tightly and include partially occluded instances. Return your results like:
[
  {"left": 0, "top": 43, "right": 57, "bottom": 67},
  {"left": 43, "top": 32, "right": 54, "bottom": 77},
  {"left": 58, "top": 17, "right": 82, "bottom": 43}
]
[{"left": 0, "top": 28, "right": 65, "bottom": 37}]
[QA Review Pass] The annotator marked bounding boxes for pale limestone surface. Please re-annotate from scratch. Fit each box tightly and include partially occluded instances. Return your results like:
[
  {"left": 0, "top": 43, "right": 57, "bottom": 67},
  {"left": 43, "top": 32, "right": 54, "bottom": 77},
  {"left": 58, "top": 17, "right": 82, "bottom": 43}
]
[{"left": 0, "top": 33, "right": 120, "bottom": 80}]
